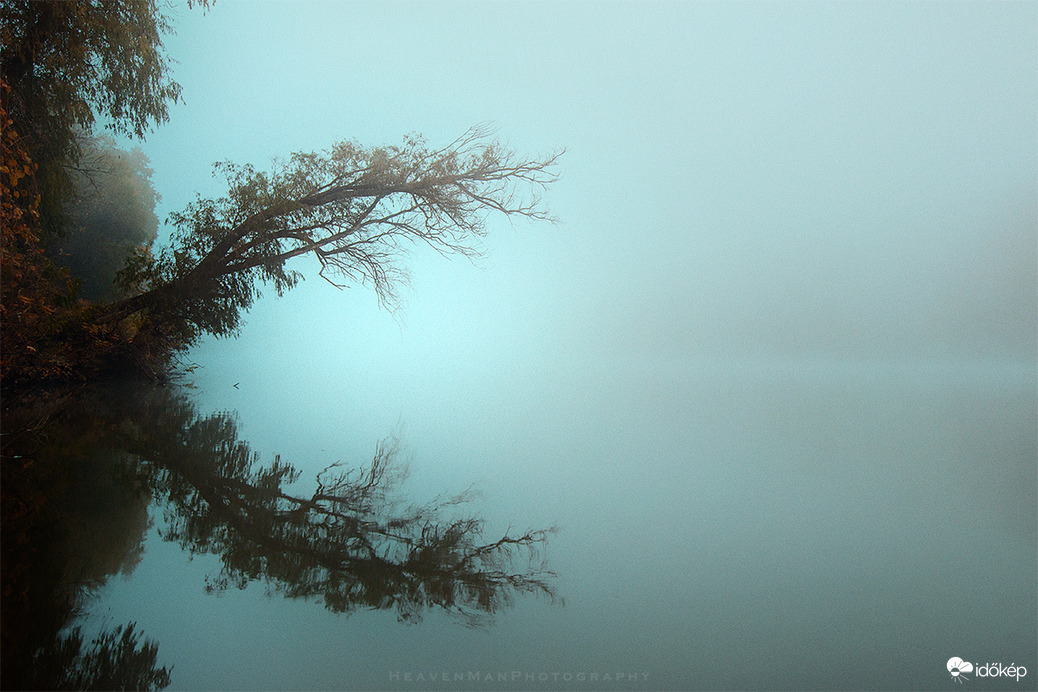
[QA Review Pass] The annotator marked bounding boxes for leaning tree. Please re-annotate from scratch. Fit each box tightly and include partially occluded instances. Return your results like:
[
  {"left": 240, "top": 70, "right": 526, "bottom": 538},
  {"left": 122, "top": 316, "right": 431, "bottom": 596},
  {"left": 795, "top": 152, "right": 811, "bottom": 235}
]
[{"left": 107, "top": 125, "right": 562, "bottom": 346}]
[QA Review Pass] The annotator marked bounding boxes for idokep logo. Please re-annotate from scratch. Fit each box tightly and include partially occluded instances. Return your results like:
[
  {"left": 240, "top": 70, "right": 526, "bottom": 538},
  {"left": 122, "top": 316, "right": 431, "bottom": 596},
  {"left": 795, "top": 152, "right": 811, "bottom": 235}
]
[
  {"left": 948, "top": 658, "right": 974, "bottom": 683},
  {"left": 947, "top": 657, "right": 1029, "bottom": 684}
]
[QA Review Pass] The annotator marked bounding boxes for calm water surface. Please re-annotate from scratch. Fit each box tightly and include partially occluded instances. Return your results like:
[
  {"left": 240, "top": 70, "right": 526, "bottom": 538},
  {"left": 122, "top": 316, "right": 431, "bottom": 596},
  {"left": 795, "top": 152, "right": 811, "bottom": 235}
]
[{"left": 4, "top": 356, "right": 1035, "bottom": 690}]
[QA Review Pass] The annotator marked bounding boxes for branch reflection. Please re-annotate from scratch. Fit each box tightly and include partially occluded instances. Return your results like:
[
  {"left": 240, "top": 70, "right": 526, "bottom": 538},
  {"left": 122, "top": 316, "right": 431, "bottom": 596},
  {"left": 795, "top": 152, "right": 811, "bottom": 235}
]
[{"left": 1, "top": 381, "right": 560, "bottom": 689}]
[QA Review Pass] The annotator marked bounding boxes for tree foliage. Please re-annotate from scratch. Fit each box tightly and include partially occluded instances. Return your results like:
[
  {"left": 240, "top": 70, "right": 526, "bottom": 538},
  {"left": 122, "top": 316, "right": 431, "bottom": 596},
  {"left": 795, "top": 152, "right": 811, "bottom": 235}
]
[
  {"left": 110, "top": 126, "right": 562, "bottom": 344},
  {"left": 0, "top": 0, "right": 190, "bottom": 139},
  {"left": 0, "top": 0, "right": 204, "bottom": 238},
  {"left": 55, "top": 132, "right": 161, "bottom": 301},
  {"left": 0, "top": 111, "right": 148, "bottom": 385},
  {"left": 0, "top": 1, "right": 203, "bottom": 386},
  {"left": 0, "top": 79, "right": 84, "bottom": 384}
]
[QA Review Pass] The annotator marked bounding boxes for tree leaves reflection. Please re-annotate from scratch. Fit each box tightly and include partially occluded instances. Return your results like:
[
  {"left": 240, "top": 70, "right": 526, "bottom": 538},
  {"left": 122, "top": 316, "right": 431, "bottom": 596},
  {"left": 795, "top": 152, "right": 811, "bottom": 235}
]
[
  {"left": 120, "top": 385, "right": 559, "bottom": 626},
  {"left": 2, "top": 386, "right": 168, "bottom": 690},
  {"left": 2, "top": 380, "right": 559, "bottom": 686}
]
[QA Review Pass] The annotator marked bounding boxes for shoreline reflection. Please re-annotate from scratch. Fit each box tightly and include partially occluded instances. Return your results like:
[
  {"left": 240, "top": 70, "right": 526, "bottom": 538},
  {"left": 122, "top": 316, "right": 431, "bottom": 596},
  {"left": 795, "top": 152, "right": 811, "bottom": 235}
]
[{"left": 1, "top": 380, "right": 560, "bottom": 689}]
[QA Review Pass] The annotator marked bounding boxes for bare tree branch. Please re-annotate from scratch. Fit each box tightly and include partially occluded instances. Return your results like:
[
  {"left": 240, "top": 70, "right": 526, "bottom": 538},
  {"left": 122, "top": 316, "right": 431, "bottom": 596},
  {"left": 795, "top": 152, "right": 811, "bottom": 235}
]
[{"left": 105, "top": 126, "right": 563, "bottom": 342}]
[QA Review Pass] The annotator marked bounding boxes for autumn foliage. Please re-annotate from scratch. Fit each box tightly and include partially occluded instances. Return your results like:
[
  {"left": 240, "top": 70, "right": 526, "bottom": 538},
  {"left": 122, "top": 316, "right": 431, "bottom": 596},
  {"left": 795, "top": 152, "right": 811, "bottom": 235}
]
[
  {"left": 1, "top": 79, "right": 164, "bottom": 386},
  {"left": 1, "top": 1, "right": 557, "bottom": 388},
  {"left": 0, "top": 82, "right": 83, "bottom": 384}
]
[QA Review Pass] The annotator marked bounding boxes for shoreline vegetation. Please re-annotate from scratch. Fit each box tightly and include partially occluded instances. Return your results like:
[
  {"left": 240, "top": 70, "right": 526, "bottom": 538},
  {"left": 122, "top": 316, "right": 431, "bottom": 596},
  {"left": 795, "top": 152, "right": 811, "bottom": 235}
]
[
  {"left": 1, "top": 1, "right": 560, "bottom": 392},
  {"left": 1, "top": 3, "right": 562, "bottom": 689}
]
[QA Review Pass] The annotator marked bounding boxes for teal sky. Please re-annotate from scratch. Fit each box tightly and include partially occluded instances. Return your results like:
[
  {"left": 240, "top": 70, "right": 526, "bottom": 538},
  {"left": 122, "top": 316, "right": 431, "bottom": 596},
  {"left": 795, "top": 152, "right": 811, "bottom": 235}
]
[{"left": 133, "top": 0, "right": 1035, "bottom": 380}]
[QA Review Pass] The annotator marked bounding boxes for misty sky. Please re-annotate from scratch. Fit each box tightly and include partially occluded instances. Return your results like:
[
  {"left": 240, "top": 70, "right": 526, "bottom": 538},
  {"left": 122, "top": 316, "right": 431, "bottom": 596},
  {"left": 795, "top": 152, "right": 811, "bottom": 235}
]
[
  {"left": 78, "top": 8, "right": 1037, "bottom": 685},
  {"left": 132, "top": 0, "right": 1036, "bottom": 375}
]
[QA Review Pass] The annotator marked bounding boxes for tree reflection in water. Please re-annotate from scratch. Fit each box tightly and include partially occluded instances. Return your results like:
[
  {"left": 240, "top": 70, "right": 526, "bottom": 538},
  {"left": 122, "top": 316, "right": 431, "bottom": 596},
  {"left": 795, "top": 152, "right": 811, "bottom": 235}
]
[
  {"left": 1, "top": 380, "right": 559, "bottom": 689},
  {"left": 2, "top": 386, "right": 167, "bottom": 690}
]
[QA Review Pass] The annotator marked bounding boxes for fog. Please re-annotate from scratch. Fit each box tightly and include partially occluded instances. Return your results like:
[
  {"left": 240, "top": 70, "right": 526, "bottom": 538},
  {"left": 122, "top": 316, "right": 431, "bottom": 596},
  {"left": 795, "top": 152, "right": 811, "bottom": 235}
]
[
  {"left": 136, "top": 1, "right": 1034, "bottom": 376},
  {"left": 80, "top": 3, "right": 1036, "bottom": 688},
  {"left": 121, "top": 1, "right": 1029, "bottom": 456}
]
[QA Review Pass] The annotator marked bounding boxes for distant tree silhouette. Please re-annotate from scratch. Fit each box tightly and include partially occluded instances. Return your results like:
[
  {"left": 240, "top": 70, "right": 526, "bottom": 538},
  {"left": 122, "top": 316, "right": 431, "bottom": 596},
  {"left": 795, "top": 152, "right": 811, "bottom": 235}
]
[{"left": 53, "top": 133, "right": 161, "bottom": 301}]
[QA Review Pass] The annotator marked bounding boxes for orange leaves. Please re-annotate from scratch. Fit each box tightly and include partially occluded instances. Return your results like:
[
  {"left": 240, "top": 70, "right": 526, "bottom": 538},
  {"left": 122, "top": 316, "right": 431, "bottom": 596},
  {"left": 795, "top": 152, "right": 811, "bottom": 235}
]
[
  {"left": 0, "top": 164, "right": 33, "bottom": 187},
  {"left": 0, "top": 77, "right": 82, "bottom": 384}
]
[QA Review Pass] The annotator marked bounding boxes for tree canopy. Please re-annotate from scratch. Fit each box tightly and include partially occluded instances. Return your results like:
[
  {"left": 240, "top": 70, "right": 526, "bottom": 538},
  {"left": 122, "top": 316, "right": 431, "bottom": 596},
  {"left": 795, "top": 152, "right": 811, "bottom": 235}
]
[
  {"left": 109, "top": 126, "right": 562, "bottom": 345},
  {"left": 0, "top": 0, "right": 563, "bottom": 392},
  {"left": 0, "top": 0, "right": 205, "bottom": 238},
  {"left": 0, "top": 1, "right": 203, "bottom": 385},
  {"left": 0, "top": 0, "right": 190, "bottom": 140}
]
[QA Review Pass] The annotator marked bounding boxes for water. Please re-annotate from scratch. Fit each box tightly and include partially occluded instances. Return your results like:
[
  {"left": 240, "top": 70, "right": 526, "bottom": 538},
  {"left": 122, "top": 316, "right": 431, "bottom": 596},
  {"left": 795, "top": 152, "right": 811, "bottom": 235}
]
[{"left": 3, "top": 357, "right": 1034, "bottom": 690}]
